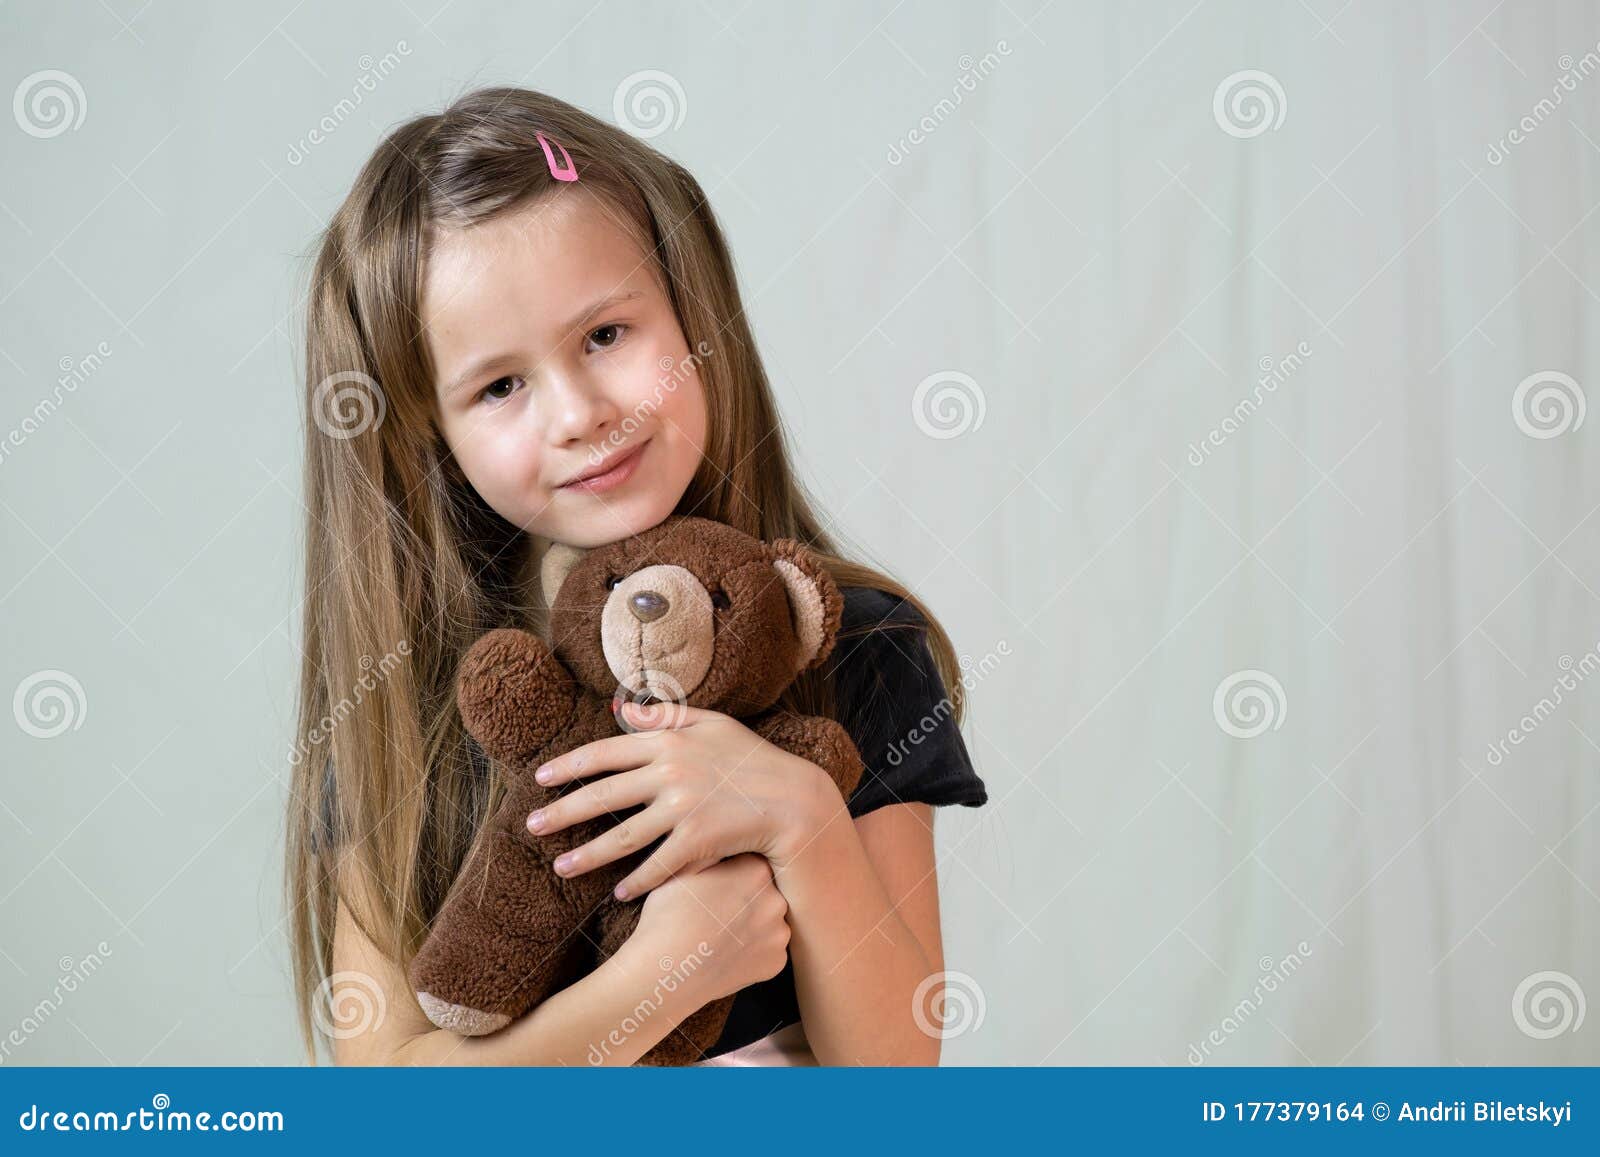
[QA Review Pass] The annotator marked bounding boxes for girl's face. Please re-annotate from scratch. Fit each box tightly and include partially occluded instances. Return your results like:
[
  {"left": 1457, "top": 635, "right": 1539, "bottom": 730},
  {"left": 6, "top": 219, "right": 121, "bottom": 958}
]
[{"left": 422, "top": 189, "right": 708, "bottom": 550}]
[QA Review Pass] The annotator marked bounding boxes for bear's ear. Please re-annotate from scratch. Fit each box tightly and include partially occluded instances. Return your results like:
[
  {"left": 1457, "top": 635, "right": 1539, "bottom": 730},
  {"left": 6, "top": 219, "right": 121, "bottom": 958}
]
[
  {"left": 539, "top": 540, "right": 589, "bottom": 606},
  {"left": 769, "top": 540, "right": 843, "bottom": 673}
]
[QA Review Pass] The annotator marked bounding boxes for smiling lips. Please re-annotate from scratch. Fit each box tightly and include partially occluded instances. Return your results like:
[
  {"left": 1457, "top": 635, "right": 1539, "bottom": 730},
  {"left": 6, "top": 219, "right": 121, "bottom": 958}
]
[{"left": 558, "top": 439, "right": 649, "bottom": 494}]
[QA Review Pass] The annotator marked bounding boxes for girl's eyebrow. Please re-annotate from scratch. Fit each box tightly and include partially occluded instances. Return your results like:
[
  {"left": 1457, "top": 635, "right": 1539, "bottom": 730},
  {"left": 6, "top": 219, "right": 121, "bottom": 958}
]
[{"left": 441, "top": 288, "right": 646, "bottom": 398}]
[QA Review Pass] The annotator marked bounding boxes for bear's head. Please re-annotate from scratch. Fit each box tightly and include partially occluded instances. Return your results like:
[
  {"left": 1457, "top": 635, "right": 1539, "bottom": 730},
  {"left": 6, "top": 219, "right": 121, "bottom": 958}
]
[{"left": 537, "top": 516, "right": 842, "bottom": 717}]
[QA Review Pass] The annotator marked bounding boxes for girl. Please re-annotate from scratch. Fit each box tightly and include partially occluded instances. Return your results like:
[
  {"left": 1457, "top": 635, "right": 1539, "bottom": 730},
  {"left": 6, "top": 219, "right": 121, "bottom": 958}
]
[{"left": 288, "top": 86, "right": 988, "bottom": 1066}]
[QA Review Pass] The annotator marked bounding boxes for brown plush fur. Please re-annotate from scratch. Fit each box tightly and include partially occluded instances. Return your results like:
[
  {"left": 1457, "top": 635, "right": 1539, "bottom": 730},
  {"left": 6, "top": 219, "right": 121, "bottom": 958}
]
[{"left": 407, "top": 516, "right": 864, "bottom": 1064}]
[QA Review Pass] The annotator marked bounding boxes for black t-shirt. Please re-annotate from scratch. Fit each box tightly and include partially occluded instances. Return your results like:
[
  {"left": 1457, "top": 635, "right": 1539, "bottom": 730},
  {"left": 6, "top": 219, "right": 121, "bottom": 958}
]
[
  {"left": 313, "top": 585, "right": 989, "bottom": 1054},
  {"left": 704, "top": 585, "right": 989, "bottom": 1058}
]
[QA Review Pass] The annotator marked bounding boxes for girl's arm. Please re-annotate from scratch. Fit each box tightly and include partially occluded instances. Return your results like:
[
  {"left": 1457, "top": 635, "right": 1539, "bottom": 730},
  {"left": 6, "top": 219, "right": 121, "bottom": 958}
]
[
  {"left": 329, "top": 899, "right": 686, "bottom": 1067},
  {"left": 328, "top": 853, "right": 785, "bottom": 1067},
  {"left": 772, "top": 796, "right": 946, "bottom": 1067}
]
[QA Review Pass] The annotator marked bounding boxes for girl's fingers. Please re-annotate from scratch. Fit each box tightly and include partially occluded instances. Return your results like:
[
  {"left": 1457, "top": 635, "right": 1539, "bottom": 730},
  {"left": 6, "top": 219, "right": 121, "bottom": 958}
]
[
  {"left": 526, "top": 766, "right": 658, "bottom": 836},
  {"left": 552, "top": 804, "right": 674, "bottom": 879},
  {"left": 611, "top": 834, "right": 704, "bottom": 901},
  {"left": 535, "top": 732, "right": 655, "bottom": 785},
  {"left": 616, "top": 701, "right": 722, "bottom": 731}
]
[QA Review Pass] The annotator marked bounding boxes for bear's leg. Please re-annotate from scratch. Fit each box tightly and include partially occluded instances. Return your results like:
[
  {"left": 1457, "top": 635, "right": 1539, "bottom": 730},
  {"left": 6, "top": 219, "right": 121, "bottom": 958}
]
[{"left": 410, "top": 832, "right": 591, "bottom": 1034}]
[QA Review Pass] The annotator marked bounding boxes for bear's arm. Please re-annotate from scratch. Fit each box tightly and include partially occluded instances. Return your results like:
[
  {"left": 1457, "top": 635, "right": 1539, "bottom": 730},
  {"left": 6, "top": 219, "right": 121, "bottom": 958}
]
[
  {"left": 455, "top": 627, "right": 579, "bottom": 767},
  {"left": 751, "top": 712, "right": 864, "bottom": 802}
]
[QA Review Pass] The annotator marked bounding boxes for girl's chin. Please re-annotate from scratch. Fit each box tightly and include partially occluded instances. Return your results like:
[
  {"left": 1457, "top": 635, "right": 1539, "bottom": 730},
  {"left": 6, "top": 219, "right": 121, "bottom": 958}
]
[{"left": 537, "top": 497, "right": 681, "bottom": 549}]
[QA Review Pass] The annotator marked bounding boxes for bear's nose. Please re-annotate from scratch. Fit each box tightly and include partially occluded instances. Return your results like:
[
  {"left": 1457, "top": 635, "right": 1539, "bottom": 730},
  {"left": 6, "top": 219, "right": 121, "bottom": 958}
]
[{"left": 628, "top": 590, "right": 669, "bottom": 623}]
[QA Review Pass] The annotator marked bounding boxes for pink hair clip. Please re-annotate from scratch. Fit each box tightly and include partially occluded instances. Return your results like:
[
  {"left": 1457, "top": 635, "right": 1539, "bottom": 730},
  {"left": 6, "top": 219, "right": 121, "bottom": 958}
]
[{"left": 536, "top": 131, "right": 578, "bottom": 182}]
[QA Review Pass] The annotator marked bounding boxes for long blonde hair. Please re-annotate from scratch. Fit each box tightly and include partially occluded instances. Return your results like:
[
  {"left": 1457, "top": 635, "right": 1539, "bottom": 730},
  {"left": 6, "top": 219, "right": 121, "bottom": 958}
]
[{"left": 287, "top": 85, "right": 966, "bottom": 1062}]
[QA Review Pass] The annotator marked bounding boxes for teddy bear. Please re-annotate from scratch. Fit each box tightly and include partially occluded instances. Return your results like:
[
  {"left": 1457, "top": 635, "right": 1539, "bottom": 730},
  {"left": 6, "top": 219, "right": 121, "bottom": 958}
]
[{"left": 407, "top": 515, "right": 865, "bottom": 1065}]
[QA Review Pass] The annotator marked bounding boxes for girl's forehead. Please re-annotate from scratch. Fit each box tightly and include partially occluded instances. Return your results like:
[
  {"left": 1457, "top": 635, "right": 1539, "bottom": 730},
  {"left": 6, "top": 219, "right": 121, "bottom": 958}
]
[
  {"left": 428, "top": 191, "right": 642, "bottom": 283},
  {"left": 420, "top": 194, "right": 655, "bottom": 348}
]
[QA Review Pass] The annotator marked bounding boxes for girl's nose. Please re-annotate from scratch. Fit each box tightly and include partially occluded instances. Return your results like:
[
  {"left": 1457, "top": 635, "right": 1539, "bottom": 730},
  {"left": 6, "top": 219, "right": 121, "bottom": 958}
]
[{"left": 542, "top": 373, "right": 619, "bottom": 445}]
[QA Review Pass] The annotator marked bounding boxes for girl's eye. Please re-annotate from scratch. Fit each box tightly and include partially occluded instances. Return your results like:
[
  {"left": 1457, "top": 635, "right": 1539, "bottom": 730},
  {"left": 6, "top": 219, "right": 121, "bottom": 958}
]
[
  {"left": 710, "top": 590, "right": 730, "bottom": 609},
  {"left": 480, "top": 375, "right": 522, "bottom": 403},
  {"left": 586, "top": 323, "right": 628, "bottom": 353}
]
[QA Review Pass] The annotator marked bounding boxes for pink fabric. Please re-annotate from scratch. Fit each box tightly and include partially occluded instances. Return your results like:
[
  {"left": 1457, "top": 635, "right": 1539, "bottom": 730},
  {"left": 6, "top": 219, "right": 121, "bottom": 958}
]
[{"left": 690, "top": 1021, "right": 817, "bottom": 1067}]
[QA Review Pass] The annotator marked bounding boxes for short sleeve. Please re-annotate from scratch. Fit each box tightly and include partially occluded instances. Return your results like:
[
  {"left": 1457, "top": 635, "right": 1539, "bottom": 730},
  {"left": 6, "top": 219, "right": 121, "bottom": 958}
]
[{"left": 828, "top": 588, "right": 989, "bottom": 819}]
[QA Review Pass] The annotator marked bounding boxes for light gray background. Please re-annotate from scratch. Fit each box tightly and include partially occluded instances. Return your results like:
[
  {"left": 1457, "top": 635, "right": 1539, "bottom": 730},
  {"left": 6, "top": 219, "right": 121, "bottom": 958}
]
[{"left": 2, "top": 1, "right": 1597, "bottom": 1065}]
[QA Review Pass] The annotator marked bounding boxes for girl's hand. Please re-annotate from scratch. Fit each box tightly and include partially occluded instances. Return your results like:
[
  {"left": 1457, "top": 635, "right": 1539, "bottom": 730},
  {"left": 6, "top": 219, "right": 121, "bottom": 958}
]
[
  {"left": 525, "top": 702, "right": 834, "bottom": 899},
  {"left": 629, "top": 853, "right": 792, "bottom": 1002}
]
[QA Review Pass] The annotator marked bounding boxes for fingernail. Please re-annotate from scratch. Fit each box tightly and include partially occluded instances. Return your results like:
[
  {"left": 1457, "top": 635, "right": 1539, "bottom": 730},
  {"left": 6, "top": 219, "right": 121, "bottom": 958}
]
[
  {"left": 535, "top": 765, "right": 553, "bottom": 783},
  {"left": 614, "top": 883, "right": 630, "bottom": 900},
  {"left": 554, "top": 853, "right": 574, "bottom": 873},
  {"left": 527, "top": 810, "right": 546, "bottom": 833}
]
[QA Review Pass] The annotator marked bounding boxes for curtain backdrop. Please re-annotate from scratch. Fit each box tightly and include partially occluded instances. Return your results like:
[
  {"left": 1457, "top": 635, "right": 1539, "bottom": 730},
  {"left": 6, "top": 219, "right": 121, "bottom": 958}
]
[{"left": 1, "top": 0, "right": 1595, "bottom": 1064}]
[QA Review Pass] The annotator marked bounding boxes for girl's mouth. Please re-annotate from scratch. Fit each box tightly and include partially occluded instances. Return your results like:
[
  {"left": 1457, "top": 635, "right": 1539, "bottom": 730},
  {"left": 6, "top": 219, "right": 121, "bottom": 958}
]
[{"left": 558, "top": 438, "right": 650, "bottom": 495}]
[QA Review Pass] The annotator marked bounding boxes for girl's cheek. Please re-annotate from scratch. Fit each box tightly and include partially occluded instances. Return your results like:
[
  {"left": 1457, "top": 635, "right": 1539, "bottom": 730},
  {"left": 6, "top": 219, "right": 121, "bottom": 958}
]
[{"left": 479, "top": 431, "right": 540, "bottom": 492}]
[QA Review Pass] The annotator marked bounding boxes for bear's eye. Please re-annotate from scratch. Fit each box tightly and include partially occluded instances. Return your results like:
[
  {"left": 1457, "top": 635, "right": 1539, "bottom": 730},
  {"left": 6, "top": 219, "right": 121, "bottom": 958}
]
[
  {"left": 604, "top": 574, "right": 621, "bottom": 591},
  {"left": 710, "top": 589, "right": 731, "bottom": 609}
]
